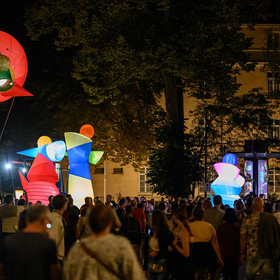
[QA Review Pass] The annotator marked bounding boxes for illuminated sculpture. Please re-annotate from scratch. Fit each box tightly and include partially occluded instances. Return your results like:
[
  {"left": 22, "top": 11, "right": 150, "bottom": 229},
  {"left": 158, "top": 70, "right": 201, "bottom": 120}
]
[
  {"left": 0, "top": 31, "right": 33, "bottom": 102},
  {"left": 210, "top": 154, "right": 244, "bottom": 208},
  {"left": 18, "top": 153, "right": 60, "bottom": 205},
  {"left": 65, "top": 125, "right": 104, "bottom": 207},
  {"left": 18, "top": 136, "right": 66, "bottom": 162}
]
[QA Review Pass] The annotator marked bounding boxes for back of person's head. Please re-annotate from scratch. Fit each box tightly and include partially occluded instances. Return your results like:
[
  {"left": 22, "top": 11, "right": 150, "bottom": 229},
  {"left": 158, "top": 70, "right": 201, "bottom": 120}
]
[
  {"left": 137, "top": 202, "right": 143, "bottom": 209},
  {"left": 159, "top": 202, "right": 166, "bottom": 211},
  {"left": 152, "top": 210, "right": 168, "bottom": 232},
  {"left": 131, "top": 200, "right": 136, "bottom": 207},
  {"left": 119, "top": 198, "right": 125, "bottom": 207},
  {"left": 17, "top": 198, "right": 25, "bottom": 206},
  {"left": 175, "top": 209, "right": 187, "bottom": 222},
  {"left": 68, "top": 197, "right": 73, "bottom": 206},
  {"left": 125, "top": 196, "right": 131, "bottom": 203},
  {"left": 192, "top": 206, "right": 204, "bottom": 221},
  {"left": 26, "top": 205, "right": 49, "bottom": 224},
  {"left": 253, "top": 197, "right": 264, "bottom": 211},
  {"left": 48, "top": 195, "right": 53, "bottom": 203},
  {"left": 52, "top": 194, "right": 68, "bottom": 210},
  {"left": 186, "top": 205, "right": 194, "bottom": 219},
  {"left": 203, "top": 200, "right": 212, "bottom": 209},
  {"left": 87, "top": 204, "right": 114, "bottom": 233},
  {"left": 66, "top": 194, "right": 72, "bottom": 199},
  {"left": 126, "top": 205, "right": 134, "bottom": 215},
  {"left": 235, "top": 200, "right": 244, "bottom": 211},
  {"left": 95, "top": 200, "right": 103, "bottom": 205},
  {"left": 85, "top": 197, "right": 90, "bottom": 204},
  {"left": 4, "top": 194, "right": 13, "bottom": 204},
  {"left": 247, "top": 197, "right": 253, "bottom": 207},
  {"left": 223, "top": 208, "right": 237, "bottom": 223},
  {"left": 213, "top": 195, "right": 222, "bottom": 206}
]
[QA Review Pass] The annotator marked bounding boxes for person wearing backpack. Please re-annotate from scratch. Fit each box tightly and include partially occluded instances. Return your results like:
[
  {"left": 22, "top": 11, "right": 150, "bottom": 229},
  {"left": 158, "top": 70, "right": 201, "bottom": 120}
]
[{"left": 123, "top": 205, "right": 142, "bottom": 259}]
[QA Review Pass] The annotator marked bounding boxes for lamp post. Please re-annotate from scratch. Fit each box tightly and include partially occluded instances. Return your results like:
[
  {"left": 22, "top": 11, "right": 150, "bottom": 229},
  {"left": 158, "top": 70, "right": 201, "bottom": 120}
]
[{"left": 6, "top": 163, "right": 15, "bottom": 196}]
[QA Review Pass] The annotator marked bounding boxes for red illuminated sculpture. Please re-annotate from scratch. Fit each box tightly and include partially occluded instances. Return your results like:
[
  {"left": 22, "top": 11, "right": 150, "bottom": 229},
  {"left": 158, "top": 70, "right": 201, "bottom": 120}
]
[
  {"left": 18, "top": 153, "right": 59, "bottom": 205},
  {"left": 0, "top": 31, "right": 32, "bottom": 102}
]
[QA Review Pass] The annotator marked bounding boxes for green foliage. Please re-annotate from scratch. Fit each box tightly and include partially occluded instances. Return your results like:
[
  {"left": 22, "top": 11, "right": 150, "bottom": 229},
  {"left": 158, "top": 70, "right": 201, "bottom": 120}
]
[{"left": 147, "top": 121, "right": 203, "bottom": 197}]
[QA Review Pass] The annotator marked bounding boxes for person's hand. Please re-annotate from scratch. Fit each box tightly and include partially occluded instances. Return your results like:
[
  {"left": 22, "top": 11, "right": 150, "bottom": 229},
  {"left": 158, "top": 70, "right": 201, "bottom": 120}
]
[
  {"left": 217, "top": 257, "right": 224, "bottom": 267},
  {"left": 168, "top": 245, "right": 173, "bottom": 251},
  {"left": 173, "top": 236, "right": 179, "bottom": 246}
]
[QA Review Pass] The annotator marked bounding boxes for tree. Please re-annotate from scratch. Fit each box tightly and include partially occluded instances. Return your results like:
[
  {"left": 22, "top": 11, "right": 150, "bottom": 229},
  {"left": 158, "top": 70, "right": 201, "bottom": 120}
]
[{"left": 24, "top": 0, "right": 278, "bottom": 195}]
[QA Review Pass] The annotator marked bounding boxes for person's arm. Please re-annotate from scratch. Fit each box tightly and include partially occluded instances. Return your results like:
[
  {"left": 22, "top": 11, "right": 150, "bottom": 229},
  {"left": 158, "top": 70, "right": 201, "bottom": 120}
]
[
  {"left": 240, "top": 234, "right": 247, "bottom": 263},
  {"left": 173, "top": 227, "right": 190, "bottom": 257},
  {"left": 211, "top": 234, "right": 224, "bottom": 267},
  {"left": 24, "top": 190, "right": 29, "bottom": 209},
  {"left": 50, "top": 262, "right": 62, "bottom": 280}
]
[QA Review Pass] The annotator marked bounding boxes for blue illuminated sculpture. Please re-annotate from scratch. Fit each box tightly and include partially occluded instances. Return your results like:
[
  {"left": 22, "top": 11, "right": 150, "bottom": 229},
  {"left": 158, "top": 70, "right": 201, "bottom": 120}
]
[{"left": 210, "top": 154, "right": 245, "bottom": 208}]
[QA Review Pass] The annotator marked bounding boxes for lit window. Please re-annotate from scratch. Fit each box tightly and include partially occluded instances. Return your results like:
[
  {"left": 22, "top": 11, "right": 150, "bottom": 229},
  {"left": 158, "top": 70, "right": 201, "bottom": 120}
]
[{"left": 139, "top": 167, "right": 152, "bottom": 193}]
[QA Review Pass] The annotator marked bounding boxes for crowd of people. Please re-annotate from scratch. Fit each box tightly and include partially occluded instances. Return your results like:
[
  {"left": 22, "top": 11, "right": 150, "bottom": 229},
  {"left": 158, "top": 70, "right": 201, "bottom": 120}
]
[{"left": 0, "top": 191, "right": 279, "bottom": 279}]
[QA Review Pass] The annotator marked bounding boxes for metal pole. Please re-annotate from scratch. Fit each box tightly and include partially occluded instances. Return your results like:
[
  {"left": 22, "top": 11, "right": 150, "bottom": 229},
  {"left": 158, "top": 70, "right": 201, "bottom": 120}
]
[
  {"left": 104, "top": 160, "right": 107, "bottom": 203},
  {"left": 204, "top": 110, "right": 208, "bottom": 198}
]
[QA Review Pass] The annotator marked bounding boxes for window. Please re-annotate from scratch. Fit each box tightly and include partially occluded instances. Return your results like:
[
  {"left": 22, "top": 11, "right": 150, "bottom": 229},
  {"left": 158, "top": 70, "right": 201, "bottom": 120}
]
[
  {"left": 139, "top": 167, "right": 152, "bottom": 193},
  {"left": 268, "top": 167, "right": 280, "bottom": 194},
  {"left": 267, "top": 73, "right": 279, "bottom": 97},
  {"left": 94, "top": 168, "right": 104, "bottom": 174},
  {"left": 113, "top": 168, "right": 123, "bottom": 174},
  {"left": 271, "top": 119, "right": 280, "bottom": 139}
]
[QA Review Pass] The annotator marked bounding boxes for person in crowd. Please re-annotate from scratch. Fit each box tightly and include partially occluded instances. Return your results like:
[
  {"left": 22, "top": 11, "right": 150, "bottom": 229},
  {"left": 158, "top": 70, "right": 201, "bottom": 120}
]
[
  {"left": 204, "top": 195, "right": 224, "bottom": 230},
  {"left": 0, "top": 192, "right": 28, "bottom": 241},
  {"left": 48, "top": 194, "right": 68, "bottom": 264},
  {"left": 147, "top": 210, "right": 174, "bottom": 280},
  {"left": 264, "top": 202, "right": 274, "bottom": 214},
  {"left": 123, "top": 205, "right": 142, "bottom": 259},
  {"left": 63, "top": 197, "right": 79, "bottom": 254},
  {"left": 274, "top": 203, "right": 280, "bottom": 224},
  {"left": 171, "top": 209, "right": 195, "bottom": 280},
  {"left": 47, "top": 195, "right": 55, "bottom": 212},
  {"left": 203, "top": 200, "right": 212, "bottom": 210},
  {"left": 235, "top": 199, "right": 247, "bottom": 226},
  {"left": 240, "top": 197, "right": 280, "bottom": 279},
  {"left": 188, "top": 194, "right": 193, "bottom": 204},
  {"left": 186, "top": 205, "right": 195, "bottom": 222},
  {"left": 76, "top": 208, "right": 88, "bottom": 240},
  {"left": 150, "top": 198, "right": 155, "bottom": 208},
  {"left": 80, "top": 197, "right": 93, "bottom": 211},
  {"left": 0, "top": 205, "right": 61, "bottom": 280},
  {"left": 94, "top": 196, "right": 98, "bottom": 204},
  {"left": 132, "top": 200, "right": 146, "bottom": 234},
  {"left": 36, "top": 201, "right": 42, "bottom": 205},
  {"left": 189, "top": 207, "right": 223, "bottom": 279},
  {"left": 18, "top": 209, "right": 28, "bottom": 231},
  {"left": 244, "top": 197, "right": 253, "bottom": 215},
  {"left": 116, "top": 197, "right": 126, "bottom": 227},
  {"left": 217, "top": 208, "right": 240, "bottom": 280},
  {"left": 134, "top": 197, "right": 139, "bottom": 203},
  {"left": 125, "top": 196, "right": 131, "bottom": 206},
  {"left": 63, "top": 204, "right": 144, "bottom": 280},
  {"left": 66, "top": 194, "right": 80, "bottom": 215}
]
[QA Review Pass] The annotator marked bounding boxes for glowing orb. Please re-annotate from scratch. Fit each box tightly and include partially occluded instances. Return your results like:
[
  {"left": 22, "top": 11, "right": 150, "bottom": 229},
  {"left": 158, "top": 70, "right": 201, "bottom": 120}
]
[
  {"left": 37, "top": 136, "right": 52, "bottom": 147},
  {"left": 80, "top": 124, "right": 94, "bottom": 139}
]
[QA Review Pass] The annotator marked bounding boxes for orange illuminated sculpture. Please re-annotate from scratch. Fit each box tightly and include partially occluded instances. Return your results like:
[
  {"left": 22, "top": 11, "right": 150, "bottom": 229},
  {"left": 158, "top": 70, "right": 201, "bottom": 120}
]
[
  {"left": 0, "top": 31, "right": 33, "bottom": 102},
  {"left": 18, "top": 153, "right": 59, "bottom": 205}
]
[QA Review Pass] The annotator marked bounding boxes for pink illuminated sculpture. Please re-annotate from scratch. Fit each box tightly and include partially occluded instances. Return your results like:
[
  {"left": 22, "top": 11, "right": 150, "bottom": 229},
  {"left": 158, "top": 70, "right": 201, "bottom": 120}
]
[
  {"left": 210, "top": 154, "right": 245, "bottom": 207},
  {"left": 18, "top": 153, "right": 59, "bottom": 205}
]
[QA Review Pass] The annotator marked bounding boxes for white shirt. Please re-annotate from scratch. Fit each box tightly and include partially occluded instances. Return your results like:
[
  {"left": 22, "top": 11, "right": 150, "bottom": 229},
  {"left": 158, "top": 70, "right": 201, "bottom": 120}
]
[
  {"left": 188, "top": 220, "right": 216, "bottom": 243},
  {"left": 48, "top": 212, "right": 65, "bottom": 260},
  {"left": 2, "top": 206, "right": 24, "bottom": 233}
]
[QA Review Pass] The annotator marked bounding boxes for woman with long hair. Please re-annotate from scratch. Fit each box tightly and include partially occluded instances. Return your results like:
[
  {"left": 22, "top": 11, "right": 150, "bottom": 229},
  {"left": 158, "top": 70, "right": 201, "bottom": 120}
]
[
  {"left": 147, "top": 210, "right": 174, "bottom": 280},
  {"left": 171, "top": 209, "right": 195, "bottom": 280}
]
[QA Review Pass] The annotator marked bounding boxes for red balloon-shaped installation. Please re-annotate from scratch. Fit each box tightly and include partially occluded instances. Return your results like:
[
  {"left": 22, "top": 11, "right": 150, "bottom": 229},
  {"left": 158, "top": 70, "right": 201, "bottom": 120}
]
[{"left": 0, "top": 31, "right": 33, "bottom": 102}]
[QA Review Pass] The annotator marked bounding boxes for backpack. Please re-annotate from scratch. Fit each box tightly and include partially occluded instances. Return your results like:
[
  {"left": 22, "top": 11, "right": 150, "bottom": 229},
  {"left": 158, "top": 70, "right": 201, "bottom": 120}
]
[{"left": 124, "top": 216, "right": 141, "bottom": 244}]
